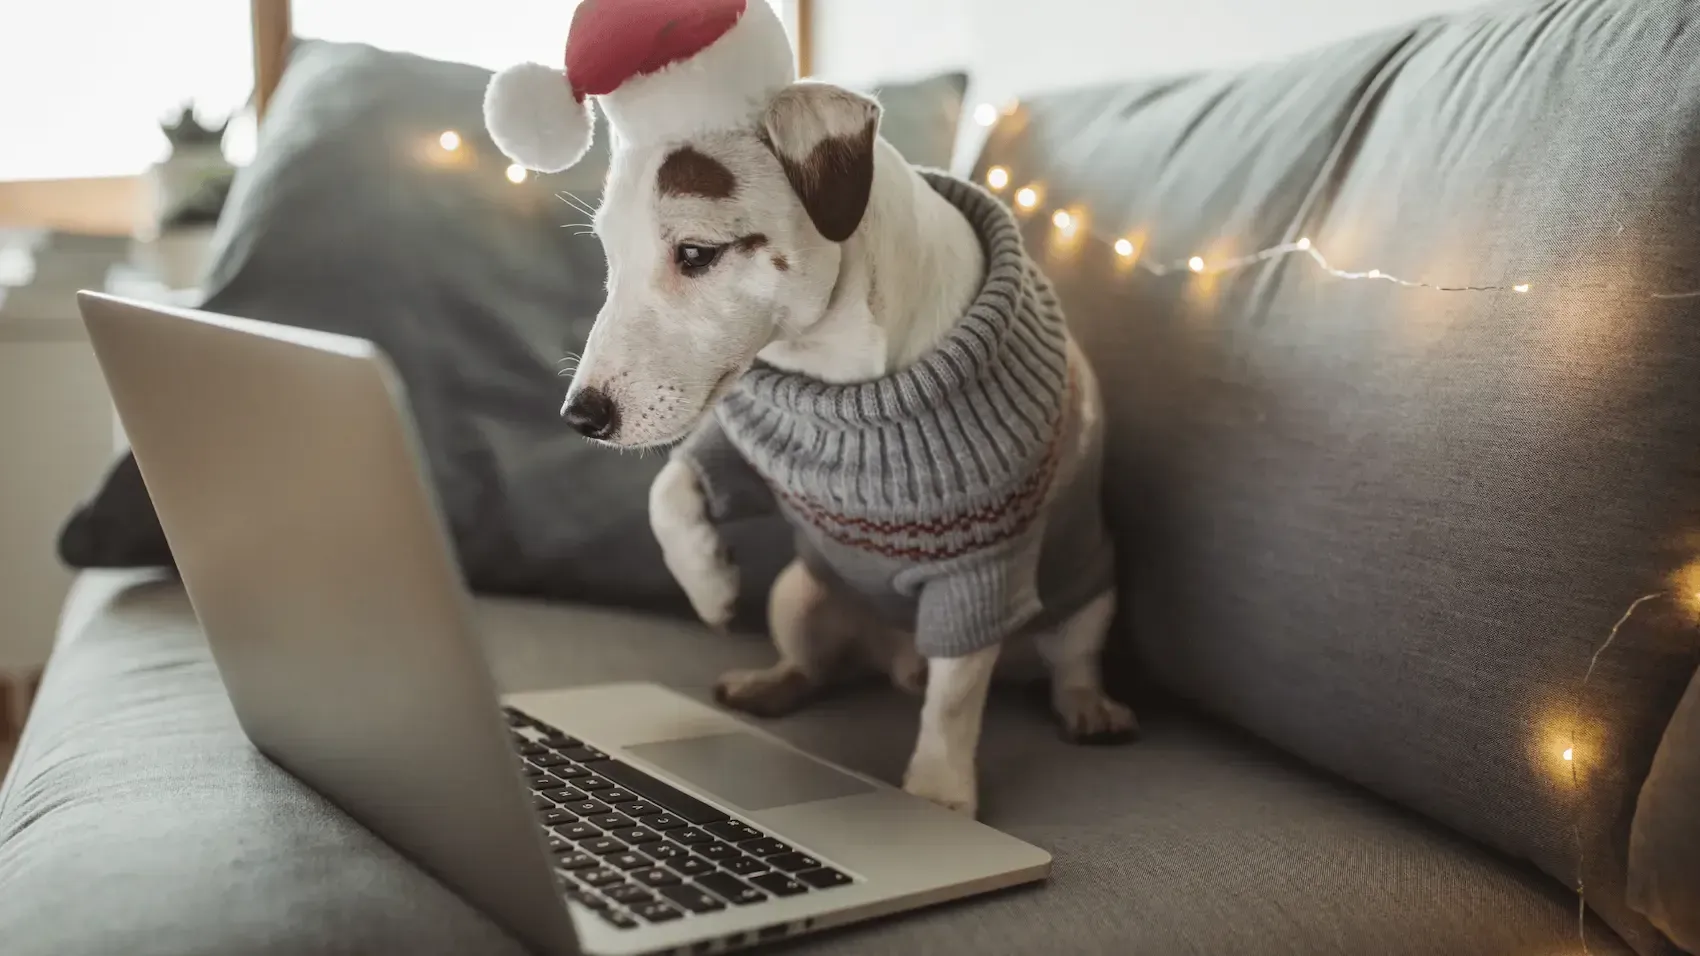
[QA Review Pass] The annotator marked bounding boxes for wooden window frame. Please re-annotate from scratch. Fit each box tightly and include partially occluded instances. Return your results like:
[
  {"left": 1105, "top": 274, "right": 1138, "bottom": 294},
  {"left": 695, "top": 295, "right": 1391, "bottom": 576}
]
[{"left": 0, "top": 0, "right": 813, "bottom": 236}]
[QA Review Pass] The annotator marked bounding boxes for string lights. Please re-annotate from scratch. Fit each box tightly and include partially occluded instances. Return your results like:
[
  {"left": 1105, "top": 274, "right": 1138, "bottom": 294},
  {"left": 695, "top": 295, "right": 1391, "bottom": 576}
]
[
  {"left": 438, "top": 129, "right": 461, "bottom": 151},
  {"left": 506, "top": 163, "right": 529, "bottom": 184},
  {"left": 983, "top": 157, "right": 1700, "bottom": 298}
]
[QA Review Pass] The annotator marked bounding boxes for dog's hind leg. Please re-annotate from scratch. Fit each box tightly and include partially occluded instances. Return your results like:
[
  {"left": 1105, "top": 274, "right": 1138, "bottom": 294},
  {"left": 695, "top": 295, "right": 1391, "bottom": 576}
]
[
  {"left": 1034, "top": 590, "right": 1139, "bottom": 744},
  {"left": 714, "top": 559, "right": 863, "bottom": 718}
]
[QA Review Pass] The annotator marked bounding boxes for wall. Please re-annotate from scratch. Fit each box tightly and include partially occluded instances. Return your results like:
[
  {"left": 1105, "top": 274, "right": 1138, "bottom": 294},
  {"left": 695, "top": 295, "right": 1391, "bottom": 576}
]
[{"left": 812, "top": 0, "right": 1484, "bottom": 165}]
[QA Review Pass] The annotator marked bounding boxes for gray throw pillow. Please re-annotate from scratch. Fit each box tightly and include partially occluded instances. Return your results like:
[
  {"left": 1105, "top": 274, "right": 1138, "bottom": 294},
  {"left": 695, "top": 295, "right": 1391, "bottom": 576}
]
[{"left": 57, "top": 38, "right": 968, "bottom": 619}]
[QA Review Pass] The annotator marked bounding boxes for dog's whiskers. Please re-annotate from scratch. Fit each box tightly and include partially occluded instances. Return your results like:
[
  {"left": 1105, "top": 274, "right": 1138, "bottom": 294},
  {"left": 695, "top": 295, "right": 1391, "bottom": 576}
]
[{"left": 557, "top": 190, "right": 599, "bottom": 219}]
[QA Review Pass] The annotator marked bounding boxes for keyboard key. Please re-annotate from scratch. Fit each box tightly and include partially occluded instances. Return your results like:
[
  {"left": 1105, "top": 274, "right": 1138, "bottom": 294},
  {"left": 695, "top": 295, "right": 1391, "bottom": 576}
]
[
  {"left": 530, "top": 776, "right": 568, "bottom": 791},
  {"left": 672, "top": 828, "right": 716, "bottom": 845},
  {"left": 768, "top": 851, "right": 823, "bottom": 872},
  {"left": 797, "top": 867, "right": 853, "bottom": 889},
  {"left": 622, "top": 801, "right": 663, "bottom": 817},
  {"left": 557, "top": 746, "right": 609, "bottom": 763},
  {"left": 749, "top": 872, "right": 809, "bottom": 897},
  {"left": 644, "top": 813, "right": 689, "bottom": 831},
  {"left": 532, "top": 752, "right": 568, "bottom": 768},
  {"left": 546, "top": 837, "right": 573, "bottom": 853},
  {"left": 565, "top": 889, "right": 613, "bottom": 911},
  {"left": 632, "top": 902, "right": 683, "bottom": 923},
  {"left": 606, "top": 852, "right": 650, "bottom": 871},
  {"left": 612, "top": 827, "right": 662, "bottom": 845},
  {"left": 598, "top": 910, "right": 639, "bottom": 930},
  {"left": 503, "top": 707, "right": 530, "bottom": 727},
  {"left": 581, "top": 837, "right": 627, "bottom": 855},
  {"left": 705, "top": 821, "right": 764, "bottom": 843},
  {"left": 640, "top": 843, "right": 689, "bottom": 862},
  {"left": 599, "top": 789, "right": 639, "bottom": 804},
  {"left": 523, "top": 765, "right": 543, "bottom": 777},
  {"left": 547, "top": 787, "right": 589, "bottom": 804},
  {"left": 721, "top": 856, "right": 769, "bottom": 876},
  {"left": 533, "top": 795, "right": 554, "bottom": 811},
  {"left": 554, "top": 852, "right": 599, "bottom": 870},
  {"left": 562, "top": 800, "right": 611, "bottom": 816},
  {"left": 577, "top": 776, "right": 614, "bottom": 792},
  {"left": 665, "top": 856, "right": 715, "bottom": 878},
  {"left": 554, "top": 765, "right": 591, "bottom": 780},
  {"left": 539, "top": 808, "right": 577, "bottom": 827},
  {"left": 604, "top": 884, "right": 654, "bottom": 905},
  {"left": 577, "top": 868, "right": 626, "bottom": 887},
  {"left": 657, "top": 884, "right": 727, "bottom": 914},
  {"left": 592, "top": 760, "right": 730, "bottom": 825},
  {"left": 588, "top": 813, "right": 635, "bottom": 830},
  {"left": 741, "top": 838, "right": 794, "bottom": 857},
  {"left": 695, "top": 842, "right": 741, "bottom": 862},
  {"left": 544, "top": 734, "right": 584, "bottom": 749},
  {"left": 555, "top": 822, "right": 601, "bottom": 841},
  {"left": 696, "top": 872, "right": 768, "bottom": 906},
  {"left": 630, "top": 867, "right": 681, "bottom": 888}
]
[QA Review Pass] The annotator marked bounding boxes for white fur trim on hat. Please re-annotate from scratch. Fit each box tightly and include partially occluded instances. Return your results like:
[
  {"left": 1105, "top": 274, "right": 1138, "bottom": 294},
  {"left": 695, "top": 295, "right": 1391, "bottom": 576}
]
[
  {"left": 597, "top": 1, "right": 794, "bottom": 148},
  {"left": 483, "top": 62, "right": 596, "bottom": 173}
]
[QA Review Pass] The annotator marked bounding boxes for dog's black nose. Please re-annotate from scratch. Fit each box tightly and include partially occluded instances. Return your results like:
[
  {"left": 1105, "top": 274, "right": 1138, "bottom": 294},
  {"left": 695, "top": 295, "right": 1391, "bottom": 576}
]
[{"left": 563, "top": 387, "right": 619, "bottom": 439}]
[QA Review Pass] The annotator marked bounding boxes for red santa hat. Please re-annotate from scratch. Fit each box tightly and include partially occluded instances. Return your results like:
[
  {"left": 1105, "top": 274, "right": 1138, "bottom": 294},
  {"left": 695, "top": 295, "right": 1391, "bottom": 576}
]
[{"left": 484, "top": 0, "right": 796, "bottom": 173}]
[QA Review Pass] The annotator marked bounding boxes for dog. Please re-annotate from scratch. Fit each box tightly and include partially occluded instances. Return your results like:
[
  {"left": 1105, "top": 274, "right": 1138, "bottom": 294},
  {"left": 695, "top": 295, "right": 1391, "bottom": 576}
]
[{"left": 558, "top": 80, "right": 1136, "bottom": 818}]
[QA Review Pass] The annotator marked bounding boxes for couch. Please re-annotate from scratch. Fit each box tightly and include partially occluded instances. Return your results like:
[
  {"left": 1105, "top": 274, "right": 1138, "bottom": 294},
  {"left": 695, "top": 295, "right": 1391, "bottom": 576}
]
[{"left": 5, "top": 1, "right": 1698, "bottom": 953}]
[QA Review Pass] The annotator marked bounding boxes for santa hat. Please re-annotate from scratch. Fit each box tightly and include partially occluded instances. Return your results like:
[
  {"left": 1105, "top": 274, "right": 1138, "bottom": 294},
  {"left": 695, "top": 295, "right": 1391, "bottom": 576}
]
[{"left": 484, "top": 0, "right": 796, "bottom": 173}]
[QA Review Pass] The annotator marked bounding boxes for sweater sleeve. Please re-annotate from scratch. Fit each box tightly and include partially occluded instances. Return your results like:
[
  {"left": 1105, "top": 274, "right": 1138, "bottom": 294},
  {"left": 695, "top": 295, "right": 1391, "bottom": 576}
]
[
  {"left": 908, "top": 530, "right": 1047, "bottom": 659},
  {"left": 672, "top": 411, "right": 778, "bottom": 525}
]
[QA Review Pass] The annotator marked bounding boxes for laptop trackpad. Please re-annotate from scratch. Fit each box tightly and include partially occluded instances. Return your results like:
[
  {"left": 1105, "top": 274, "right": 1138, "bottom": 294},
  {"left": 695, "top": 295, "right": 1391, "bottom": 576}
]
[{"left": 625, "top": 732, "right": 874, "bottom": 811}]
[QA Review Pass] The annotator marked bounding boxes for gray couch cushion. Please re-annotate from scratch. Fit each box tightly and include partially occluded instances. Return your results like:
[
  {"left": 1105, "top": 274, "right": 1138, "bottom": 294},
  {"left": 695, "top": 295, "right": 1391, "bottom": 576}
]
[
  {"left": 54, "top": 40, "right": 965, "bottom": 625},
  {"left": 973, "top": 1, "right": 1700, "bottom": 952},
  {"left": 1629, "top": 667, "right": 1700, "bottom": 951},
  {"left": 0, "top": 573, "right": 1628, "bottom": 955}
]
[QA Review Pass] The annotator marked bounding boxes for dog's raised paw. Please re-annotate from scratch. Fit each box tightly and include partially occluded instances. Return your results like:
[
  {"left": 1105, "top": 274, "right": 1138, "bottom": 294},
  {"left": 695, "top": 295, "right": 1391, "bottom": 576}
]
[
  {"left": 902, "top": 757, "right": 977, "bottom": 817},
  {"left": 1055, "top": 688, "right": 1139, "bottom": 746},
  {"left": 713, "top": 665, "right": 814, "bottom": 718}
]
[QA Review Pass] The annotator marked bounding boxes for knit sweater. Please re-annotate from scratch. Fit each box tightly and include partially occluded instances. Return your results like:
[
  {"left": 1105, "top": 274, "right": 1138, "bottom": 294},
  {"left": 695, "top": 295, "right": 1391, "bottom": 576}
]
[{"left": 677, "top": 172, "right": 1114, "bottom": 658}]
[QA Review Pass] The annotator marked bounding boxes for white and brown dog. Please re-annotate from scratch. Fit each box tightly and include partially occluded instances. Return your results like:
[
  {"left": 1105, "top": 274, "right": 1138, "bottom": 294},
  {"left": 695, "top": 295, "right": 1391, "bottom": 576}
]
[{"left": 486, "top": 0, "right": 1134, "bottom": 818}]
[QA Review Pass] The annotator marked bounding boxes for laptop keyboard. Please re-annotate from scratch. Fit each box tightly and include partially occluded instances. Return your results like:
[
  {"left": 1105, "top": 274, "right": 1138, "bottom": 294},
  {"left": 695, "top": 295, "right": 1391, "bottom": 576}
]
[{"left": 505, "top": 707, "right": 855, "bottom": 930}]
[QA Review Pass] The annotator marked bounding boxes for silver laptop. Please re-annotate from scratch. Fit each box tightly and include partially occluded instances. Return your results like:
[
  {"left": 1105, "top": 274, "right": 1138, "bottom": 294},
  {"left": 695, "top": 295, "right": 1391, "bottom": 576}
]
[{"left": 77, "top": 291, "right": 1049, "bottom": 956}]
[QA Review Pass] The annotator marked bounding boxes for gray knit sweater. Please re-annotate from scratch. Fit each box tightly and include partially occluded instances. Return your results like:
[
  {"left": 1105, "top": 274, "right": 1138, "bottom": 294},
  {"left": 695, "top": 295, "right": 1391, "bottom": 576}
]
[{"left": 677, "top": 172, "right": 1114, "bottom": 658}]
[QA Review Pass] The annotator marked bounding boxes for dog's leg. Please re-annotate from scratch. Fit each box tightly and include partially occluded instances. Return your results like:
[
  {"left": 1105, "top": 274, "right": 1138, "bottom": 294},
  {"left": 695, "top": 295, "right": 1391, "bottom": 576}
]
[
  {"left": 650, "top": 459, "right": 738, "bottom": 629},
  {"left": 715, "top": 559, "right": 858, "bottom": 718},
  {"left": 1034, "top": 590, "right": 1138, "bottom": 744},
  {"left": 902, "top": 643, "right": 1001, "bottom": 817}
]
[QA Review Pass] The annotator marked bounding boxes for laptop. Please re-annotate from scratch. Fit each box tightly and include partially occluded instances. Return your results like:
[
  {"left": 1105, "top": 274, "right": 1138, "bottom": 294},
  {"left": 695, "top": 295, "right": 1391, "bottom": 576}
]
[{"left": 77, "top": 291, "right": 1049, "bottom": 956}]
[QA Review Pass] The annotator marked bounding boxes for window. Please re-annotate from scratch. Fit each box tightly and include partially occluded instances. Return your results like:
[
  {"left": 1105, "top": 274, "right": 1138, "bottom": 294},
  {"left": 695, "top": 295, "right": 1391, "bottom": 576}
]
[{"left": 0, "top": 1, "right": 254, "bottom": 181}]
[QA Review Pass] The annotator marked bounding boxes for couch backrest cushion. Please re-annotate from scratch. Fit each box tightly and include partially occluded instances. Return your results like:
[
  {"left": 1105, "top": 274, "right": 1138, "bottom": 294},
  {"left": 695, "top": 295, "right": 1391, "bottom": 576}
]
[{"left": 977, "top": 1, "right": 1700, "bottom": 952}]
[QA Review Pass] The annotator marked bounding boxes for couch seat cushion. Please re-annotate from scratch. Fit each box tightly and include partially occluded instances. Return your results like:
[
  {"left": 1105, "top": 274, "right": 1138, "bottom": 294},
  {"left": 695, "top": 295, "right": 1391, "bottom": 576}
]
[{"left": 0, "top": 573, "right": 1626, "bottom": 956}]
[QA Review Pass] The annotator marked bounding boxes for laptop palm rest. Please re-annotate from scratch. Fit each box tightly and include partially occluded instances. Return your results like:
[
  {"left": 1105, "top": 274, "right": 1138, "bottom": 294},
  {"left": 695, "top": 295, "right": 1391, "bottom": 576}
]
[{"left": 626, "top": 733, "right": 875, "bottom": 811}]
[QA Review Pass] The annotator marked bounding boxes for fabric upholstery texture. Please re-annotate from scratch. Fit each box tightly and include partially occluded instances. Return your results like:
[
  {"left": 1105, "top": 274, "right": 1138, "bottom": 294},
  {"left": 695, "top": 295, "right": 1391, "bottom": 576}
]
[
  {"left": 974, "top": 1, "right": 1700, "bottom": 952},
  {"left": 0, "top": 574, "right": 1628, "bottom": 956},
  {"left": 53, "top": 39, "right": 966, "bottom": 624}
]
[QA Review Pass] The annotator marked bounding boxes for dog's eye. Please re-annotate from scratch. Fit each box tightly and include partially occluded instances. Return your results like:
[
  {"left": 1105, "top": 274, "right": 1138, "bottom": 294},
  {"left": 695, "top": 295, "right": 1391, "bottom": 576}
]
[{"left": 675, "top": 243, "right": 724, "bottom": 275}]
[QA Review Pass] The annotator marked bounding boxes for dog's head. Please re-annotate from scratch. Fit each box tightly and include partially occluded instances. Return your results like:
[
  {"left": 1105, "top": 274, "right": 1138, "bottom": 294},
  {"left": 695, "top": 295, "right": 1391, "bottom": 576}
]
[{"left": 560, "top": 82, "right": 881, "bottom": 447}]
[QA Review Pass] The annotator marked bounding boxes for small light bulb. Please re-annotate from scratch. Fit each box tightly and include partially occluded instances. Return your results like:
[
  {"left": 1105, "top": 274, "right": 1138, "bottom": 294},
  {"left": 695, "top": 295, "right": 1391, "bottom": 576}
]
[
  {"left": 1114, "top": 238, "right": 1135, "bottom": 258},
  {"left": 986, "top": 166, "right": 1010, "bottom": 190},
  {"left": 973, "top": 103, "right": 999, "bottom": 127},
  {"left": 1014, "top": 187, "right": 1039, "bottom": 210},
  {"left": 1296, "top": 237, "right": 1312, "bottom": 250},
  {"left": 1513, "top": 283, "right": 1530, "bottom": 293},
  {"left": 1562, "top": 747, "right": 1574, "bottom": 761},
  {"left": 439, "top": 130, "right": 461, "bottom": 151},
  {"left": 1188, "top": 256, "right": 1205, "bottom": 273},
  {"left": 506, "top": 164, "right": 528, "bottom": 184},
  {"left": 1052, "top": 210, "right": 1072, "bottom": 230},
  {"left": 1368, "top": 269, "right": 1383, "bottom": 279}
]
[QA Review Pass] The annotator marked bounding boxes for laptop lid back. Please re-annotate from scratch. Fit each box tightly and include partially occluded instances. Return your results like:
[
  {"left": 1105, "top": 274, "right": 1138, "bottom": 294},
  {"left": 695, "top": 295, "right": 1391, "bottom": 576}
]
[{"left": 78, "top": 292, "right": 577, "bottom": 956}]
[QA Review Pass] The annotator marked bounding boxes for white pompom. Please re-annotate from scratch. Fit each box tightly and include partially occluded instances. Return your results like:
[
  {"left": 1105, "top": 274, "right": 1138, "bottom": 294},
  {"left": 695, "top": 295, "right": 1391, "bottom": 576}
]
[{"left": 483, "top": 62, "right": 595, "bottom": 173}]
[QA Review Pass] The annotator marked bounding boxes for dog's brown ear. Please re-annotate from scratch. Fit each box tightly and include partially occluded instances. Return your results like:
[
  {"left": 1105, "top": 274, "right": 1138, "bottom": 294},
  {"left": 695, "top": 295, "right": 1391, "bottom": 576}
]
[{"left": 761, "top": 82, "right": 882, "bottom": 243}]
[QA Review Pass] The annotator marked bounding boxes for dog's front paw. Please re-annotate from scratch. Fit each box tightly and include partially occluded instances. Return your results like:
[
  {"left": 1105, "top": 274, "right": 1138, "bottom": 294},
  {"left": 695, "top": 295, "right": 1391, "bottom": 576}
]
[
  {"left": 1054, "top": 688, "right": 1139, "bottom": 745},
  {"left": 678, "top": 556, "right": 739, "bottom": 630},
  {"left": 714, "top": 665, "right": 815, "bottom": 718},
  {"left": 902, "top": 753, "right": 977, "bottom": 817}
]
